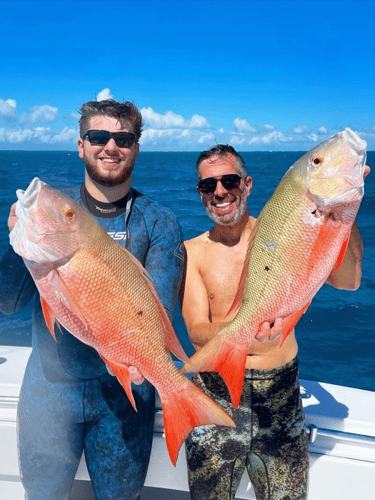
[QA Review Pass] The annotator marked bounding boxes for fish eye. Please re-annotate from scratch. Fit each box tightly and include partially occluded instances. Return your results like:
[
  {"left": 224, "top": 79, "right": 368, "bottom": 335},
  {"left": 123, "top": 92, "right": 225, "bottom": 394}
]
[
  {"left": 65, "top": 208, "right": 75, "bottom": 220},
  {"left": 311, "top": 155, "right": 324, "bottom": 166}
]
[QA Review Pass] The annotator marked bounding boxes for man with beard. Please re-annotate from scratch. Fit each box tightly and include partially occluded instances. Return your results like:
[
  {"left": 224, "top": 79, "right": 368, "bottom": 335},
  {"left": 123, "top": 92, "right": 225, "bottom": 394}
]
[
  {"left": 180, "top": 145, "right": 365, "bottom": 499},
  {"left": 0, "top": 99, "right": 184, "bottom": 499}
]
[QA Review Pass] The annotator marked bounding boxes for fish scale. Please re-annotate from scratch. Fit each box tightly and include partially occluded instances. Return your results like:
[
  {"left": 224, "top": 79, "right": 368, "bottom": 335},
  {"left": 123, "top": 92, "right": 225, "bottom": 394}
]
[
  {"left": 9, "top": 177, "right": 235, "bottom": 465},
  {"left": 182, "top": 128, "right": 367, "bottom": 408}
]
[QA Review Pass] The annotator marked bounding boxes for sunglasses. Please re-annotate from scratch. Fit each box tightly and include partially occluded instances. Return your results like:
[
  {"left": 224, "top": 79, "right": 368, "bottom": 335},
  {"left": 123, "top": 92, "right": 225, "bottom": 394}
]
[
  {"left": 197, "top": 174, "right": 242, "bottom": 194},
  {"left": 82, "top": 130, "right": 136, "bottom": 148}
]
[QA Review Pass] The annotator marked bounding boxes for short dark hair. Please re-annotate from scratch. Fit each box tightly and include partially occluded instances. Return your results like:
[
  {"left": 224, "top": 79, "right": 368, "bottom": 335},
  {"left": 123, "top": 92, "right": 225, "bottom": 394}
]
[
  {"left": 79, "top": 99, "right": 143, "bottom": 142},
  {"left": 196, "top": 144, "right": 247, "bottom": 180}
]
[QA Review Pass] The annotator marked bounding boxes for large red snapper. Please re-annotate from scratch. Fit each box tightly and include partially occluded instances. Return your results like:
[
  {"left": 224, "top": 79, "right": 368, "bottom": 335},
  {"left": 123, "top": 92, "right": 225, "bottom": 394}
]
[
  {"left": 9, "top": 178, "right": 234, "bottom": 465},
  {"left": 181, "top": 128, "right": 367, "bottom": 408}
]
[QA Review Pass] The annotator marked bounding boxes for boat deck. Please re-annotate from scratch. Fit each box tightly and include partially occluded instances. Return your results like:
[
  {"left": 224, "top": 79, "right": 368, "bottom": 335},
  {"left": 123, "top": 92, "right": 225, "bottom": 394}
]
[{"left": 0, "top": 346, "right": 374, "bottom": 499}]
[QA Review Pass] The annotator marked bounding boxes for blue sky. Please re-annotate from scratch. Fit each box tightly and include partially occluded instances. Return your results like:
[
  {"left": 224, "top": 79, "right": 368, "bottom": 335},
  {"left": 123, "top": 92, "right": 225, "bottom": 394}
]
[{"left": 1, "top": 0, "right": 375, "bottom": 151}]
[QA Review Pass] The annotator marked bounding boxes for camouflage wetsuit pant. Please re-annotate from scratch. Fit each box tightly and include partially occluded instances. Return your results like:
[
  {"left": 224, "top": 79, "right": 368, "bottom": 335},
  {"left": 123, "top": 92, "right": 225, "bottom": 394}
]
[{"left": 185, "top": 358, "right": 309, "bottom": 500}]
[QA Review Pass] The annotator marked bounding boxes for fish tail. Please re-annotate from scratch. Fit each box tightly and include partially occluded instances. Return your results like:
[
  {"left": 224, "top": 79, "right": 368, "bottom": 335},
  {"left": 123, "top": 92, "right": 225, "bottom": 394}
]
[
  {"left": 161, "top": 380, "right": 235, "bottom": 466},
  {"left": 181, "top": 335, "right": 249, "bottom": 408}
]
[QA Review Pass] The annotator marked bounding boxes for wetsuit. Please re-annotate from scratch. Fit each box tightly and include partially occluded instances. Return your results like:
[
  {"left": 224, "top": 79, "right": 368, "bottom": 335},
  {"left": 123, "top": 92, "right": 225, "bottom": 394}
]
[
  {"left": 186, "top": 358, "right": 309, "bottom": 500},
  {"left": 0, "top": 185, "right": 184, "bottom": 500}
]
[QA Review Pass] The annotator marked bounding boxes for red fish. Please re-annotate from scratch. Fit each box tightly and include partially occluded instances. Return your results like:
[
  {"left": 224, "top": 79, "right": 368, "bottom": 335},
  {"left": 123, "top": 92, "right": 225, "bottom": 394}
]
[{"left": 10, "top": 178, "right": 234, "bottom": 464}]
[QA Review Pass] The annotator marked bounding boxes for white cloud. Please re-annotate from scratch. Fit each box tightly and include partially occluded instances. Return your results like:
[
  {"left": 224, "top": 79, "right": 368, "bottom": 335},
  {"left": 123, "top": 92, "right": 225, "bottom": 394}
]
[
  {"left": 20, "top": 105, "right": 58, "bottom": 124},
  {"left": 141, "top": 107, "right": 210, "bottom": 129},
  {"left": 0, "top": 126, "right": 77, "bottom": 145},
  {"left": 0, "top": 98, "right": 17, "bottom": 122},
  {"left": 308, "top": 133, "right": 319, "bottom": 142},
  {"left": 233, "top": 118, "right": 257, "bottom": 133},
  {"left": 96, "top": 88, "right": 113, "bottom": 101},
  {"left": 248, "top": 130, "right": 293, "bottom": 144},
  {"left": 317, "top": 126, "right": 328, "bottom": 134},
  {"left": 292, "top": 125, "right": 310, "bottom": 134}
]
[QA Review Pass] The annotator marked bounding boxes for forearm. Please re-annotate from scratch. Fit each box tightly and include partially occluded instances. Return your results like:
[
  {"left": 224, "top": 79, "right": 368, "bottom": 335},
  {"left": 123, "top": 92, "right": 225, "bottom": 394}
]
[
  {"left": 326, "top": 221, "right": 364, "bottom": 290},
  {"left": 0, "top": 245, "right": 36, "bottom": 314},
  {"left": 188, "top": 321, "right": 229, "bottom": 350}
]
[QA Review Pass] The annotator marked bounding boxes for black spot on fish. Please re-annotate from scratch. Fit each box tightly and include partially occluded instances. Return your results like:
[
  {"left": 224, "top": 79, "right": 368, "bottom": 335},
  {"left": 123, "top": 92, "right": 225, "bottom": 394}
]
[
  {"left": 138, "top": 311, "right": 143, "bottom": 316},
  {"left": 265, "top": 266, "right": 270, "bottom": 271}
]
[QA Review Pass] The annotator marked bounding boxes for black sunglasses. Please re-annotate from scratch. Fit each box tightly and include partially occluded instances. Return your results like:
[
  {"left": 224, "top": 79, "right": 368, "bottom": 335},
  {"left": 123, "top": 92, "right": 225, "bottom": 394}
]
[
  {"left": 82, "top": 130, "right": 136, "bottom": 148},
  {"left": 197, "top": 174, "right": 242, "bottom": 194}
]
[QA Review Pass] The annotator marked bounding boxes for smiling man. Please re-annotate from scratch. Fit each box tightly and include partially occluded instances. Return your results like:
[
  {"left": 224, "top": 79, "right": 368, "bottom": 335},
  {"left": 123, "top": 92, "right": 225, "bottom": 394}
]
[
  {"left": 0, "top": 99, "right": 184, "bottom": 500},
  {"left": 180, "top": 144, "right": 365, "bottom": 500}
]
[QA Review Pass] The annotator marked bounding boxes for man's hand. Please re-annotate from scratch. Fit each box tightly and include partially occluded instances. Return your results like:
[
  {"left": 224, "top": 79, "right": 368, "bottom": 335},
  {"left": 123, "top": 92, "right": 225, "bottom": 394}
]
[
  {"left": 128, "top": 366, "right": 145, "bottom": 385},
  {"left": 255, "top": 318, "right": 283, "bottom": 343},
  {"left": 106, "top": 365, "right": 145, "bottom": 385},
  {"left": 8, "top": 203, "right": 17, "bottom": 231}
]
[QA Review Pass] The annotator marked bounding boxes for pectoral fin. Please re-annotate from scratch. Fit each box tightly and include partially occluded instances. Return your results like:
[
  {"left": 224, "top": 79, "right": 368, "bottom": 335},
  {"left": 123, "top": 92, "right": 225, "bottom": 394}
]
[
  {"left": 40, "top": 296, "right": 60, "bottom": 341},
  {"left": 332, "top": 235, "right": 350, "bottom": 274},
  {"left": 100, "top": 355, "right": 138, "bottom": 412},
  {"left": 279, "top": 302, "right": 311, "bottom": 346},
  {"left": 48, "top": 270, "right": 89, "bottom": 330}
]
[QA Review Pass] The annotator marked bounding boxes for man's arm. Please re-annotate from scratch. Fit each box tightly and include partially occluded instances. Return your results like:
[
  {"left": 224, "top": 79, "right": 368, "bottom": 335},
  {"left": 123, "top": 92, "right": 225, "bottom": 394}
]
[
  {"left": 0, "top": 203, "right": 36, "bottom": 314},
  {"left": 180, "top": 243, "right": 228, "bottom": 350},
  {"left": 326, "top": 165, "right": 369, "bottom": 291},
  {"left": 326, "top": 221, "right": 364, "bottom": 290}
]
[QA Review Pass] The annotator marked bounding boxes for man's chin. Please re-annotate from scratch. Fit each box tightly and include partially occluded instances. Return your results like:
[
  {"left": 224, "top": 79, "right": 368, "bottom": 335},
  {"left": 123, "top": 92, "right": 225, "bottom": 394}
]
[{"left": 86, "top": 164, "right": 132, "bottom": 187}]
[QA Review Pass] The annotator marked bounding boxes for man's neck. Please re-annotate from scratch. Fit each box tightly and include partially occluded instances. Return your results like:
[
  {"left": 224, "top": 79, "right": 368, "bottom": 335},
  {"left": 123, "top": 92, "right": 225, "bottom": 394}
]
[
  {"left": 84, "top": 172, "right": 132, "bottom": 202},
  {"left": 210, "top": 213, "right": 255, "bottom": 247}
]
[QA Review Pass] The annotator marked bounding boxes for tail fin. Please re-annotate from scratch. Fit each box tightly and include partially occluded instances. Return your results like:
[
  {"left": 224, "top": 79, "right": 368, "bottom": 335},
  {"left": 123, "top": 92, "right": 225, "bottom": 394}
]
[
  {"left": 180, "top": 334, "right": 249, "bottom": 409},
  {"left": 161, "top": 380, "right": 235, "bottom": 466}
]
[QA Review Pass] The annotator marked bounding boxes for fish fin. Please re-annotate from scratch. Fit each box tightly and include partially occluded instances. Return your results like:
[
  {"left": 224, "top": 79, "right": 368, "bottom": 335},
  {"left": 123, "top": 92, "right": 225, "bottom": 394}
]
[
  {"left": 225, "top": 217, "right": 261, "bottom": 318},
  {"left": 49, "top": 270, "right": 89, "bottom": 330},
  {"left": 100, "top": 356, "right": 138, "bottom": 412},
  {"left": 162, "top": 318, "right": 189, "bottom": 362},
  {"left": 332, "top": 235, "right": 350, "bottom": 274},
  {"left": 40, "top": 296, "right": 58, "bottom": 341},
  {"left": 118, "top": 244, "right": 188, "bottom": 362},
  {"left": 181, "top": 335, "right": 249, "bottom": 408},
  {"left": 307, "top": 216, "right": 340, "bottom": 273},
  {"left": 279, "top": 302, "right": 311, "bottom": 347},
  {"left": 161, "top": 379, "right": 235, "bottom": 465}
]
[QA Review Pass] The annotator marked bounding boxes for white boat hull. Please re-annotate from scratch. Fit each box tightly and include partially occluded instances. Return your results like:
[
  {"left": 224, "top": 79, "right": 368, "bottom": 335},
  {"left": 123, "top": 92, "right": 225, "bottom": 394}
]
[{"left": 1, "top": 346, "right": 374, "bottom": 499}]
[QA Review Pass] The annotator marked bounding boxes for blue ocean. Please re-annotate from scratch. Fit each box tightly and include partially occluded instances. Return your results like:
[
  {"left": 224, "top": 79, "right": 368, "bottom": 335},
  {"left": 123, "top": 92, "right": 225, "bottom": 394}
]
[{"left": 0, "top": 150, "right": 373, "bottom": 392}]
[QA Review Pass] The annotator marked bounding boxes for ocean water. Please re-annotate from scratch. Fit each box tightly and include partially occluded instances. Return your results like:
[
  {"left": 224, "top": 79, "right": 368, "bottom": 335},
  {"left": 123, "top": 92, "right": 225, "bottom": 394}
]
[{"left": 0, "top": 150, "right": 374, "bottom": 392}]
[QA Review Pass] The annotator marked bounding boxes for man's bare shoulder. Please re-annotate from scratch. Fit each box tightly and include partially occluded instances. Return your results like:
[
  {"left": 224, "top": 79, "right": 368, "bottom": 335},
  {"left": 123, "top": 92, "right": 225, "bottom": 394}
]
[{"left": 185, "top": 232, "right": 210, "bottom": 252}]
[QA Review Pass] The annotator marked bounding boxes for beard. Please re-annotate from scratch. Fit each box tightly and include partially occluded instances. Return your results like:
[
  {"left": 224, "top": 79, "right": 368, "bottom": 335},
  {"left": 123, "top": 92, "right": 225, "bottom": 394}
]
[
  {"left": 204, "top": 186, "right": 248, "bottom": 226},
  {"left": 83, "top": 157, "right": 133, "bottom": 187}
]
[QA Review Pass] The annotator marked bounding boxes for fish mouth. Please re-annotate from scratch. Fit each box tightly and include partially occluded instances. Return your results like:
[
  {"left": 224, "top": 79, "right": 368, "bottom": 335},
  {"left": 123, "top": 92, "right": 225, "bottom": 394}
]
[
  {"left": 9, "top": 177, "right": 68, "bottom": 263},
  {"left": 341, "top": 128, "right": 367, "bottom": 155},
  {"left": 341, "top": 128, "right": 367, "bottom": 180}
]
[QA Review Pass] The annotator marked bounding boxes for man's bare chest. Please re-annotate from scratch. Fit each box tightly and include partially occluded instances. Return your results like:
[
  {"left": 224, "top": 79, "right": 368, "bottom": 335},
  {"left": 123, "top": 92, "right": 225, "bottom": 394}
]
[{"left": 199, "top": 246, "right": 246, "bottom": 321}]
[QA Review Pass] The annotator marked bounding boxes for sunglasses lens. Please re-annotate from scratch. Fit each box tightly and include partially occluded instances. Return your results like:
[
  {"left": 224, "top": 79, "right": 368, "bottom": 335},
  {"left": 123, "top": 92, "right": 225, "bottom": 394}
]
[
  {"left": 197, "top": 175, "right": 242, "bottom": 194},
  {"left": 221, "top": 175, "right": 242, "bottom": 190},
  {"left": 114, "top": 133, "right": 135, "bottom": 148},
  {"left": 197, "top": 178, "right": 217, "bottom": 194},
  {"left": 84, "top": 130, "right": 136, "bottom": 148},
  {"left": 87, "top": 130, "right": 110, "bottom": 145}
]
